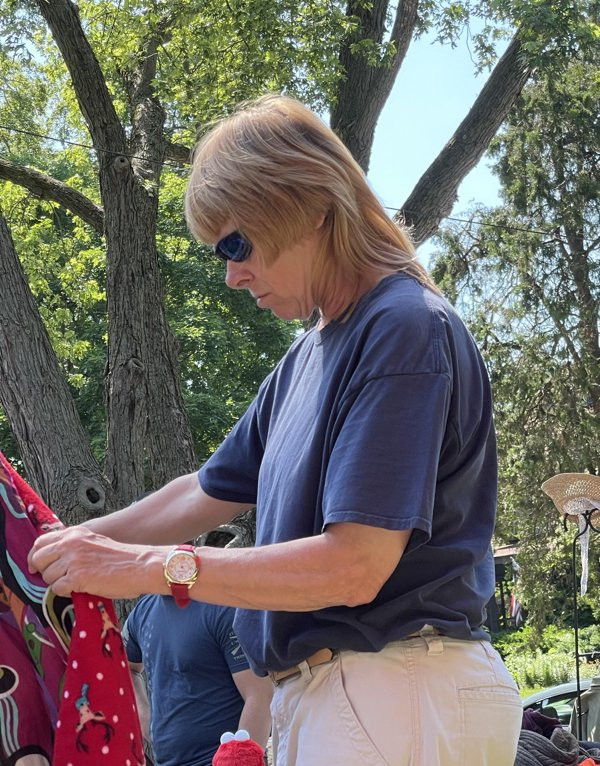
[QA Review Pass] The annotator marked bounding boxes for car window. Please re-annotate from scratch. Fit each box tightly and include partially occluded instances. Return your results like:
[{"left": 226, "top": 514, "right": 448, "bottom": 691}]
[{"left": 528, "top": 693, "right": 577, "bottom": 726}]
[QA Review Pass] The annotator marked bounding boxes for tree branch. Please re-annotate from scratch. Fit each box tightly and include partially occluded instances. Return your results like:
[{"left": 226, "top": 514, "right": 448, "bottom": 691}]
[
  {"left": 389, "top": 0, "right": 420, "bottom": 69},
  {"left": 525, "top": 271, "right": 581, "bottom": 363},
  {"left": 165, "top": 140, "right": 192, "bottom": 164},
  {"left": 331, "top": 0, "right": 419, "bottom": 171},
  {"left": 399, "top": 33, "right": 531, "bottom": 245},
  {"left": 128, "top": 35, "right": 167, "bottom": 184},
  {"left": 118, "top": 15, "right": 175, "bottom": 184},
  {"left": 0, "top": 157, "right": 104, "bottom": 233},
  {"left": 33, "top": 0, "right": 127, "bottom": 156}
]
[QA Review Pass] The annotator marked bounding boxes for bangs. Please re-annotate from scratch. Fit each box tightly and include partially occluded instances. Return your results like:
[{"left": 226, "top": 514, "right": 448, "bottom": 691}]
[{"left": 185, "top": 157, "right": 232, "bottom": 245}]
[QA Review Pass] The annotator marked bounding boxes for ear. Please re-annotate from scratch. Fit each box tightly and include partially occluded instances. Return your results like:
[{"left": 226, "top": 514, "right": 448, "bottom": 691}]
[{"left": 314, "top": 212, "right": 327, "bottom": 230}]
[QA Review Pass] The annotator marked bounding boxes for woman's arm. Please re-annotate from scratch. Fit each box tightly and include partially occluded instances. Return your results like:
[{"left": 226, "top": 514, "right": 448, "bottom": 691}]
[
  {"left": 83, "top": 472, "right": 252, "bottom": 545},
  {"left": 28, "top": 521, "right": 411, "bottom": 610}
]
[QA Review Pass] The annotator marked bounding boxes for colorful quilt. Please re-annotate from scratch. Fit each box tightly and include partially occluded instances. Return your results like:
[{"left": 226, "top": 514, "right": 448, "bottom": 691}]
[{"left": 0, "top": 451, "right": 145, "bottom": 765}]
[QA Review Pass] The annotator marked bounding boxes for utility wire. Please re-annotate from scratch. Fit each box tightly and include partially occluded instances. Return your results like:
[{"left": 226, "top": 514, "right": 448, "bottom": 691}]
[
  {"left": 0, "top": 122, "right": 189, "bottom": 173},
  {"left": 383, "top": 206, "right": 556, "bottom": 237},
  {"left": 0, "top": 121, "right": 568, "bottom": 238}
]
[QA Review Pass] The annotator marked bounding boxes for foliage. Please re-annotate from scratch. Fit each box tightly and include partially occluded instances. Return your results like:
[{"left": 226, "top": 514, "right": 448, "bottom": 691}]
[
  {"left": 506, "top": 649, "right": 599, "bottom": 693},
  {"left": 432, "top": 41, "right": 600, "bottom": 626},
  {"left": 156, "top": 172, "right": 299, "bottom": 461},
  {"left": 2, "top": 0, "right": 354, "bottom": 141},
  {"left": 494, "top": 625, "right": 600, "bottom": 693},
  {"left": 1, "top": 0, "right": 594, "bottom": 508},
  {"left": 494, "top": 624, "right": 600, "bottom": 657}
]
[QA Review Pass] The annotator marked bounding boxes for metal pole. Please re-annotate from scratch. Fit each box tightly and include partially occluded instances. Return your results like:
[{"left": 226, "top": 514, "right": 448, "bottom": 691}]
[
  {"left": 571, "top": 510, "right": 595, "bottom": 742},
  {"left": 573, "top": 526, "right": 583, "bottom": 741}
]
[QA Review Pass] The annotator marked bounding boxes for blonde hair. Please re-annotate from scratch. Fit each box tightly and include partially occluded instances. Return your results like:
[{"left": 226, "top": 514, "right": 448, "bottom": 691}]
[{"left": 185, "top": 94, "right": 439, "bottom": 314}]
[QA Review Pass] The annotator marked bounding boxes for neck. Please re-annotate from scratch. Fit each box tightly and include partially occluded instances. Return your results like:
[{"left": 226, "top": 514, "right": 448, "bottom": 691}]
[{"left": 319, "top": 270, "right": 390, "bottom": 326}]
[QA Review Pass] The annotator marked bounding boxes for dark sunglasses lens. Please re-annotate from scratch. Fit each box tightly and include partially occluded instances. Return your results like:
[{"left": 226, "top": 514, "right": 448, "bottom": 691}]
[{"left": 215, "top": 232, "right": 252, "bottom": 262}]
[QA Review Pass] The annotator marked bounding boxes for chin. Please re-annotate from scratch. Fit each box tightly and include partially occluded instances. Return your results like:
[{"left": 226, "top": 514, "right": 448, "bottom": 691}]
[
  {"left": 270, "top": 305, "right": 307, "bottom": 321},
  {"left": 271, "top": 310, "right": 296, "bottom": 321}
]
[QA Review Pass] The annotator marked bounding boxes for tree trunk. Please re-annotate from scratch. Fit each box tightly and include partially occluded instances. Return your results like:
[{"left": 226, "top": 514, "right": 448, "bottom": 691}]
[
  {"left": 0, "top": 208, "right": 114, "bottom": 524},
  {"left": 34, "top": 0, "right": 197, "bottom": 505}
]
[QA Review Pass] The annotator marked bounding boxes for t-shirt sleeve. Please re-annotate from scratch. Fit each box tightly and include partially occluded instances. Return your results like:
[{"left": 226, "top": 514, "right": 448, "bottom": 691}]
[
  {"left": 199, "top": 392, "right": 267, "bottom": 503},
  {"left": 211, "top": 606, "right": 251, "bottom": 675},
  {"left": 323, "top": 370, "right": 451, "bottom": 549},
  {"left": 122, "top": 612, "right": 142, "bottom": 664}
]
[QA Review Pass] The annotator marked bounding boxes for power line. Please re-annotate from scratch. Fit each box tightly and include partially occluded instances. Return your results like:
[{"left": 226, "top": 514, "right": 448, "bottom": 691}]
[
  {"left": 383, "top": 206, "right": 555, "bottom": 238},
  {"left": 0, "top": 123, "right": 189, "bottom": 173}
]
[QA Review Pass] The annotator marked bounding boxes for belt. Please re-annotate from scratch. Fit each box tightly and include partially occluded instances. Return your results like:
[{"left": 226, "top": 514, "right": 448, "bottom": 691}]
[
  {"left": 268, "top": 648, "right": 336, "bottom": 686},
  {"left": 268, "top": 629, "right": 442, "bottom": 686}
]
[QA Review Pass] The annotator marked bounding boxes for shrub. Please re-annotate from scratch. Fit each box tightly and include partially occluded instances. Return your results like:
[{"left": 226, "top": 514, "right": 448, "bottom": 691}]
[{"left": 493, "top": 625, "right": 600, "bottom": 693}]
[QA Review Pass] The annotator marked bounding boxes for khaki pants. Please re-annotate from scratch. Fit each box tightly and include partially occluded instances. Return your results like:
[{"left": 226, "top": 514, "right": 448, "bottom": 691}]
[{"left": 270, "top": 633, "right": 522, "bottom": 766}]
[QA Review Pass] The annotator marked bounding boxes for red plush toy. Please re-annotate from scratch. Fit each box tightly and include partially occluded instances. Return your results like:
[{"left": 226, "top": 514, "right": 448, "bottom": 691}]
[{"left": 212, "top": 730, "right": 265, "bottom": 766}]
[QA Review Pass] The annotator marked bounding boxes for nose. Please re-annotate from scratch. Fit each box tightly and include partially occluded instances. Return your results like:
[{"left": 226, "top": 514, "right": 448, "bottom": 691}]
[{"left": 224, "top": 259, "right": 251, "bottom": 290}]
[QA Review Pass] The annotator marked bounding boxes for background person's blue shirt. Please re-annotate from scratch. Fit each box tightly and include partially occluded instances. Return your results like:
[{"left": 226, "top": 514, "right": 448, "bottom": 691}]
[
  {"left": 124, "top": 597, "right": 250, "bottom": 766},
  {"left": 200, "top": 274, "right": 497, "bottom": 674}
]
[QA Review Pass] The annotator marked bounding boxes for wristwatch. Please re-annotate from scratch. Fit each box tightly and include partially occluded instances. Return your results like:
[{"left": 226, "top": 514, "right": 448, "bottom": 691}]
[{"left": 164, "top": 544, "right": 200, "bottom": 608}]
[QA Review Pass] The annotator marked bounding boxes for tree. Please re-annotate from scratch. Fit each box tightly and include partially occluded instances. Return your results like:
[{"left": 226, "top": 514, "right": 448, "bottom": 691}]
[
  {"left": 0, "top": 0, "right": 581, "bottom": 520},
  {"left": 431, "top": 45, "right": 600, "bottom": 626},
  {"left": 2, "top": 0, "right": 329, "bottom": 519}
]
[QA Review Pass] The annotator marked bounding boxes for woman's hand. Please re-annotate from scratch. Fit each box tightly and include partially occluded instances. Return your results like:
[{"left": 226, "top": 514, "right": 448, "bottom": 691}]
[{"left": 28, "top": 525, "right": 166, "bottom": 599}]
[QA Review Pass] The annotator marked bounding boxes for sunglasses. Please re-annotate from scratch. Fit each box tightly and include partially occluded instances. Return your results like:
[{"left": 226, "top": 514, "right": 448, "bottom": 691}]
[{"left": 213, "top": 231, "right": 253, "bottom": 262}]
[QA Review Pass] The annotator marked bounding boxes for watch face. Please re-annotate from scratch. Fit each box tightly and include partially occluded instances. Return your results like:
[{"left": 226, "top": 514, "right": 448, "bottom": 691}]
[{"left": 167, "top": 551, "right": 197, "bottom": 583}]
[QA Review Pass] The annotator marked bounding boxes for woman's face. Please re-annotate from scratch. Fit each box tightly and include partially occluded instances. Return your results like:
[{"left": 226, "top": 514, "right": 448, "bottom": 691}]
[{"left": 215, "top": 224, "right": 322, "bottom": 321}]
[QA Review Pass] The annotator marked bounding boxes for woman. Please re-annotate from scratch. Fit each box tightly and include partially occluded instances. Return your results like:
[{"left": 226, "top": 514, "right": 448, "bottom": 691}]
[{"left": 30, "top": 94, "right": 522, "bottom": 765}]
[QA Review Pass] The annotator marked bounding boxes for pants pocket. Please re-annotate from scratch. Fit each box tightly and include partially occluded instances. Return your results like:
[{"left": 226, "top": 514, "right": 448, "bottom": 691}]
[{"left": 458, "top": 684, "right": 522, "bottom": 765}]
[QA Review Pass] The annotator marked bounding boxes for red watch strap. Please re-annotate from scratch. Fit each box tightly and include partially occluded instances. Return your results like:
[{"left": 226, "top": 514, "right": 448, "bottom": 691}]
[
  {"left": 171, "top": 583, "right": 192, "bottom": 608},
  {"left": 167, "top": 545, "right": 199, "bottom": 608}
]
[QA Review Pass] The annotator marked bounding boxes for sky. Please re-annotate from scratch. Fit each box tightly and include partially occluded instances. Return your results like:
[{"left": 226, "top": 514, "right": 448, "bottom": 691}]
[{"left": 366, "top": 28, "right": 509, "bottom": 257}]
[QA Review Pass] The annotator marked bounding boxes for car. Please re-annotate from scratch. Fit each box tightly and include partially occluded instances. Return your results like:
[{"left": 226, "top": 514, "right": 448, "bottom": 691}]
[{"left": 522, "top": 679, "right": 592, "bottom": 726}]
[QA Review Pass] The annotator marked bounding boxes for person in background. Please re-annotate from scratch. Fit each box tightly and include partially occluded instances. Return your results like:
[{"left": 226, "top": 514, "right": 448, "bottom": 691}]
[
  {"left": 30, "top": 93, "right": 522, "bottom": 765},
  {"left": 123, "top": 592, "right": 272, "bottom": 766}
]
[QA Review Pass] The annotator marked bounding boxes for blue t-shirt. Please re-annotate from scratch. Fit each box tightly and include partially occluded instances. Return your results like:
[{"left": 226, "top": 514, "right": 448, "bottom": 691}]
[
  {"left": 124, "top": 597, "right": 250, "bottom": 766},
  {"left": 200, "top": 274, "right": 497, "bottom": 673}
]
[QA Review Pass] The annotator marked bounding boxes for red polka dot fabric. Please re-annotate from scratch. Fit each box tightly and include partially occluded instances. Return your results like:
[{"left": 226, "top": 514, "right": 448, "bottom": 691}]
[{"left": 55, "top": 593, "right": 145, "bottom": 765}]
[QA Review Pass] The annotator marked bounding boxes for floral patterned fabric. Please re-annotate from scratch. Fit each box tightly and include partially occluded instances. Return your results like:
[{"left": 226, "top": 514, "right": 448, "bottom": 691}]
[{"left": 0, "top": 451, "right": 145, "bottom": 765}]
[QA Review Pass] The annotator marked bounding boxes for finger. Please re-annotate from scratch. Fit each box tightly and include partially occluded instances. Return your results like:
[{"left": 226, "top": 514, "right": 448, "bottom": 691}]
[
  {"left": 28, "top": 536, "right": 62, "bottom": 575},
  {"left": 27, "top": 551, "right": 37, "bottom": 575},
  {"left": 49, "top": 575, "right": 75, "bottom": 599},
  {"left": 28, "top": 543, "right": 45, "bottom": 574},
  {"left": 32, "top": 528, "right": 65, "bottom": 549},
  {"left": 29, "top": 526, "right": 80, "bottom": 573},
  {"left": 37, "top": 558, "right": 69, "bottom": 588},
  {"left": 28, "top": 528, "right": 61, "bottom": 571}
]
